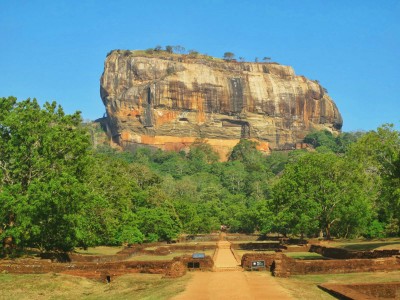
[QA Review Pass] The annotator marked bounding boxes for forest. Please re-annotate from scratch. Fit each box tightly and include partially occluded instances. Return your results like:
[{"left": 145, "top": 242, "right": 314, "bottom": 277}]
[{"left": 0, "top": 96, "right": 399, "bottom": 254}]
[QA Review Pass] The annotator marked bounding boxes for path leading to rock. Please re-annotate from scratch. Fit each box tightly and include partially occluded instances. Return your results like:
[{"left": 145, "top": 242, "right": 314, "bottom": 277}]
[
  {"left": 171, "top": 238, "right": 294, "bottom": 300},
  {"left": 213, "top": 240, "right": 241, "bottom": 271},
  {"left": 170, "top": 270, "right": 294, "bottom": 300}
]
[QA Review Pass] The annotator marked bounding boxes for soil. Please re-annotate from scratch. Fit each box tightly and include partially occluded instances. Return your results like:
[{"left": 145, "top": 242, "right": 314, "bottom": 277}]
[{"left": 171, "top": 237, "right": 294, "bottom": 300}]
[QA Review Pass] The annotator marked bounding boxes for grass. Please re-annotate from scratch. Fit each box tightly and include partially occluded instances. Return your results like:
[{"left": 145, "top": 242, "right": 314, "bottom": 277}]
[
  {"left": 112, "top": 49, "right": 224, "bottom": 61},
  {"left": 285, "top": 252, "right": 325, "bottom": 260},
  {"left": 274, "top": 271, "right": 400, "bottom": 299},
  {"left": 129, "top": 250, "right": 215, "bottom": 261},
  {"left": 0, "top": 272, "right": 190, "bottom": 300},
  {"left": 143, "top": 241, "right": 216, "bottom": 251},
  {"left": 327, "top": 238, "right": 400, "bottom": 251},
  {"left": 234, "top": 249, "right": 275, "bottom": 260},
  {"left": 74, "top": 246, "right": 124, "bottom": 256}
]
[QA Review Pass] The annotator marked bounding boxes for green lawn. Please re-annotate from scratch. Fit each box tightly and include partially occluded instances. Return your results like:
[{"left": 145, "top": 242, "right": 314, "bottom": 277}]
[
  {"left": 129, "top": 249, "right": 215, "bottom": 261},
  {"left": 234, "top": 249, "right": 276, "bottom": 260},
  {"left": 74, "top": 246, "right": 125, "bottom": 256},
  {"left": 285, "top": 252, "right": 325, "bottom": 260},
  {"left": 0, "top": 273, "right": 190, "bottom": 300},
  {"left": 327, "top": 238, "right": 400, "bottom": 251},
  {"left": 275, "top": 271, "right": 400, "bottom": 299}
]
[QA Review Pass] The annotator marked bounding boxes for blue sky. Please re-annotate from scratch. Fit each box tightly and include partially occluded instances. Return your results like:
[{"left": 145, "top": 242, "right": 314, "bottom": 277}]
[{"left": 1, "top": 0, "right": 399, "bottom": 131}]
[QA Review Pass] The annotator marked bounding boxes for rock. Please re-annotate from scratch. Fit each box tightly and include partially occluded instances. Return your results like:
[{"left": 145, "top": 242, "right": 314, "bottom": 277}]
[{"left": 100, "top": 50, "right": 342, "bottom": 159}]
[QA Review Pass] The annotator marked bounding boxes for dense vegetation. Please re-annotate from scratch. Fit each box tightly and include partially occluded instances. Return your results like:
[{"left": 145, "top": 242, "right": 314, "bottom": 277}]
[{"left": 1, "top": 97, "right": 399, "bottom": 254}]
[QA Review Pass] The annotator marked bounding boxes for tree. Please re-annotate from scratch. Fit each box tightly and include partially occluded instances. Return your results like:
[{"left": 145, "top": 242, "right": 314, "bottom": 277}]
[
  {"left": 187, "top": 140, "right": 219, "bottom": 173},
  {"left": 84, "top": 153, "right": 149, "bottom": 245},
  {"left": 304, "top": 130, "right": 362, "bottom": 154},
  {"left": 188, "top": 49, "right": 199, "bottom": 58},
  {"left": 154, "top": 45, "right": 162, "bottom": 52},
  {"left": 347, "top": 124, "right": 400, "bottom": 235},
  {"left": 136, "top": 206, "right": 181, "bottom": 242},
  {"left": 173, "top": 45, "right": 186, "bottom": 54},
  {"left": 223, "top": 52, "right": 235, "bottom": 61},
  {"left": 0, "top": 97, "right": 92, "bottom": 253},
  {"left": 272, "top": 152, "right": 373, "bottom": 239},
  {"left": 303, "top": 130, "right": 338, "bottom": 152},
  {"left": 165, "top": 45, "right": 173, "bottom": 53},
  {"left": 263, "top": 57, "right": 271, "bottom": 62},
  {"left": 229, "top": 139, "right": 266, "bottom": 171},
  {"left": 220, "top": 161, "right": 247, "bottom": 194}
]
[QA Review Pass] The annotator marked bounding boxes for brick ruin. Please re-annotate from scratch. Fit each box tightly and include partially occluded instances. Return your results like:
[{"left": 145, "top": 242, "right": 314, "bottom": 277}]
[
  {"left": 0, "top": 243, "right": 215, "bottom": 281},
  {"left": 319, "top": 282, "right": 400, "bottom": 300},
  {"left": 1, "top": 238, "right": 400, "bottom": 297}
]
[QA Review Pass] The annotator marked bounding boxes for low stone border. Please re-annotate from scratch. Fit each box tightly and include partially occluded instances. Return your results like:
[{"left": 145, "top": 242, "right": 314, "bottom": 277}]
[
  {"left": 310, "top": 245, "right": 400, "bottom": 259},
  {"left": 0, "top": 252, "right": 214, "bottom": 280},
  {"left": 272, "top": 254, "right": 400, "bottom": 277},
  {"left": 319, "top": 282, "right": 400, "bottom": 300}
]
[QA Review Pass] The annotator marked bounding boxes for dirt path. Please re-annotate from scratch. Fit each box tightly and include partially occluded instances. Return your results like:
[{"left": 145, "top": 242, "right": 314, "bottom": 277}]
[
  {"left": 171, "top": 239, "right": 294, "bottom": 300},
  {"left": 214, "top": 240, "right": 241, "bottom": 270}
]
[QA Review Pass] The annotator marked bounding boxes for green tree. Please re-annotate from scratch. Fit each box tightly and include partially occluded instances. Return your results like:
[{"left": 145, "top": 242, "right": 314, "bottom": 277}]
[
  {"left": 223, "top": 52, "right": 235, "bottom": 61},
  {"left": 347, "top": 124, "right": 400, "bottom": 235},
  {"left": 272, "top": 152, "right": 373, "bottom": 239},
  {"left": 84, "top": 153, "right": 149, "bottom": 245},
  {"left": 304, "top": 130, "right": 362, "bottom": 154},
  {"left": 263, "top": 57, "right": 271, "bottom": 62},
  {"left": 303, "top": 130, "right": 338, "bottom": 152},
  {"left": 136, "top": 206, "right": 181, "bottom": 242},
  {"left": 0, "top": 97, "right": 92, "bottom": 253},
  {"left": 229, "top": 139, "right": 266, "bottom": 171},
  {"left": 188, "top": 49, "right": 199, "bottom": 58},
  {"left": 173, "top": 45, "right": 186, "bottom": 54},
  {"left": 165, "top": 45, "right": 173, "bottom": 53},
  {"left": 187, "top": 140, "right": 219, "bottom": 173}
]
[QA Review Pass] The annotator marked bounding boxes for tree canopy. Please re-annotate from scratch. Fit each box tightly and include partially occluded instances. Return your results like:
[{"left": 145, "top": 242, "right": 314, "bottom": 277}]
[
  {"left": 1, "top": 96, "right": 399, "bottom": 255},
  {"left": 0, "top": 97, "right": 91, "bottom": 252}
]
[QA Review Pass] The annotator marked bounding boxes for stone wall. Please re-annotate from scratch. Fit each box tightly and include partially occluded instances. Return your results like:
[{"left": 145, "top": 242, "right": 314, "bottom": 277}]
[
  {"left": 272, "top": 254, "right": 400, "bottom": 277},
  {"left": 319, "top": 282, "right": 400, "bottom": 300},
  {"left": 241, "top": 253, "right": 277, "bottom": 270},
  {"left": 310, "top": 245, "right": 400, "bottom": 259},
  {"left": 0, "top": 254, "right": 212, "bottom": 280}
]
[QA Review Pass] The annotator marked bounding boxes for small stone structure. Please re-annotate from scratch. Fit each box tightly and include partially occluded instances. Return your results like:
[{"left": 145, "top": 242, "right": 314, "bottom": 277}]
[{"left": 241, "top": 253, "right": 277, "bottom": 271}]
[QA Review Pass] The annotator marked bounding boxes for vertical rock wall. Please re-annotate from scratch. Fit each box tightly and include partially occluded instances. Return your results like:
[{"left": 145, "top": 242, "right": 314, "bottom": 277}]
[{"left": 100, "top": 50, "right": 342, "bottom": 159}]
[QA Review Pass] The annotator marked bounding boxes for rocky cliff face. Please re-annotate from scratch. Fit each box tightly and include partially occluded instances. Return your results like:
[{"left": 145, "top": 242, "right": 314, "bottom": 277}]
[{"left": 100, "top": 50, "right": 342, "bottom": 159}]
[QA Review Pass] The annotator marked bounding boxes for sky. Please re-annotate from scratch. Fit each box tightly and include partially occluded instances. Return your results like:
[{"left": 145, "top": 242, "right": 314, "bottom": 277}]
[{"left": 1, "top": 0, "right": 399, "bottom": 132}]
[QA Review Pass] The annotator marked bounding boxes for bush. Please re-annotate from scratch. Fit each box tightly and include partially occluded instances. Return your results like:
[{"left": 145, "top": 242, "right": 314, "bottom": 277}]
[{"left": 365, "top": 220, "right": 385, "bottom": 238}]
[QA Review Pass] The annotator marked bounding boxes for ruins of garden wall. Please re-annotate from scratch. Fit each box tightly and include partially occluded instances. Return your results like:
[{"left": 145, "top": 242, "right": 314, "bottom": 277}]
[
  {"left": 310, "top": 245, "right": 400, "bottom": 259},
  {"left": 241, "top": 253, "right": 277, "bottom": 270},
  {"left": 0, "top": 254, "right": 213, "bottom": 280},
  {"left": 273, "top": 253, "right": 400, "bottom": 277},
  {"left": 319, "top": 282, "right": 400, "bottom": 300}
]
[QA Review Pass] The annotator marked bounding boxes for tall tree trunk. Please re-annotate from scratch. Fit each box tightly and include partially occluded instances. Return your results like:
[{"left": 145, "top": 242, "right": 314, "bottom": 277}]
[
  {"left": 325, "top": 223, "right": 331, "bottom": 240},
  {"left": 2, "top": 213, "right": 15, "bottom": 255}
]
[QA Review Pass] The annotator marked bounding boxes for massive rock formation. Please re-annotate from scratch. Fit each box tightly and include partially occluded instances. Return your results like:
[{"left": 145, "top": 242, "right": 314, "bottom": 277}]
[{"left": 100, "top": 50, "right": 342, "bottom": 159}]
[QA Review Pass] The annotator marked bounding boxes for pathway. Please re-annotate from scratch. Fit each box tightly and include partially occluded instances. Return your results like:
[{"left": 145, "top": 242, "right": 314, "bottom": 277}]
[{"left": 170, "top": 238, "right": 294, "bottom": 300}]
